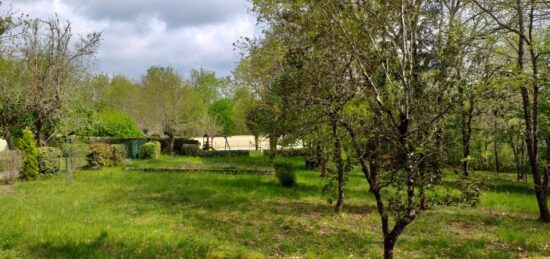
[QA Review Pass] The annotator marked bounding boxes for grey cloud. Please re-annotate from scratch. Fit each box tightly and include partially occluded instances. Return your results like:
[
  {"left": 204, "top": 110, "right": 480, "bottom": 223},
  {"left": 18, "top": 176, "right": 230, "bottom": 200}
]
[{"left": 65, "top": 0, "right": 251, "bottom": 28}]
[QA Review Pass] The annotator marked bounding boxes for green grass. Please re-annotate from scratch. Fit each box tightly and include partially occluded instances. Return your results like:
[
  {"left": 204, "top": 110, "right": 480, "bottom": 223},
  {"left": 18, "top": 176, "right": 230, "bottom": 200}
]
[{"left": 0, "top": 155, "right": 549, "bottom": 258}]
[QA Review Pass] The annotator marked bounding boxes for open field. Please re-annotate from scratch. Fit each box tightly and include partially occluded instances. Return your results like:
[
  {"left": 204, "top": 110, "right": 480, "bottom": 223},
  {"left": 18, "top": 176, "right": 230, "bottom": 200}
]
[{"left": 0, "top": 156, "right": 549, "bottom": 258}]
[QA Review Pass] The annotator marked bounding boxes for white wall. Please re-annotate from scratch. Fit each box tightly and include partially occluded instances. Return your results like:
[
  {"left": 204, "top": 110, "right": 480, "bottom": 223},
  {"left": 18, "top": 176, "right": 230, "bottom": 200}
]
[
  {"left": 192, "top": 135, "right": 270, "bottom": 151},
  {"left": 0, "top": 139, "right": 7, "bottom": 153}
]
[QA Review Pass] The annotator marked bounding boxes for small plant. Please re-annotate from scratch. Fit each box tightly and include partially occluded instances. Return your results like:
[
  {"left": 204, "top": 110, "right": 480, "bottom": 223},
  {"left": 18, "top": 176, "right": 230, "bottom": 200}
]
[
  {"left": 274, "top": 162, "right": 296, "bottom": 187},
  {"left": 0, "top": 150, "right": 22, "bottom": 184},
  {"left": 180, "top": 144, "right": 202, "bottom": 156},
  {"left": 87, "top": 143, "right": 113, "bottom": 168},
  {"left": 140, "top": 141, "right": 161, "bottom": 160},
  {"left": 37, "top": 147, "right": 62, "bottom": 174},
  {"left": 111, "top": 144, "right": 128, "bottom": 165},
  {"left": 16, "top": 128, "right": 39, "bottom": 180}
]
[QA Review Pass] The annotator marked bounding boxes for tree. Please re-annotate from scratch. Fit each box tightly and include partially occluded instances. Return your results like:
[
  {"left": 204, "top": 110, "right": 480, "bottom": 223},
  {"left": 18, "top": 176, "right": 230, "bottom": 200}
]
[
  {"left": 248, "top": 1, "right": 481, "bottom": 257},
  {"left": 209, "top": 99, "right": 235, "bottom": 149},
  {"left": 142, "top": 66, "right": 190, "bottom": 155},
  {"left": 472, "top": 0, "right": 550, "bottom": 222},
  {"left": 21, "top": 18, "right": 100, "bottom": 146},
  {"left": 16, "top": 128, "right": 39, "bottom": 180}
]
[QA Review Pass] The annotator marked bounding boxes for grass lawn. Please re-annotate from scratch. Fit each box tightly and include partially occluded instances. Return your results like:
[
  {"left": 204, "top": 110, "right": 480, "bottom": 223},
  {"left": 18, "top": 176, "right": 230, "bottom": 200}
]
[{"left": 0, "top": 155, "right": 549, "bottom": 258}]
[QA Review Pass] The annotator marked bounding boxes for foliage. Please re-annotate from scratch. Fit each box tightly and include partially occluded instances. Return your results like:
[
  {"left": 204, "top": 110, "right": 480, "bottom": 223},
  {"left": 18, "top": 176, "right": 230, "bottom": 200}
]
[
  {"left": 37, "top": 147, "right": 62, "bottom": 174},
  {"left": 87, "top": 143, "right": 113, "bottom": 168},
  {"left": 140, "top": 141, "right": 161, "bottom": 160},
  {"left": 264, "top": 149, "right": 307, "bottom": 157},
  {"left": 273, "top": 162, "right": 296, "bottom": 187},
  {"left": 180, "top": 144, "right": 202, "bottom": 156},
  {"left": 16, "top": 128, "right": 39, "bottom": 180},
  {"left": 200, "top": 150, "right": 250, "bottom": 157},
  {"left": 111, "top": 144, "right": 127, "bottom": 165},
  {"left": 87, "top": 110, "right": 143, "bottom": 137},
  {"left": 208, "top": 99, "right": 235, "bottom": 136}
]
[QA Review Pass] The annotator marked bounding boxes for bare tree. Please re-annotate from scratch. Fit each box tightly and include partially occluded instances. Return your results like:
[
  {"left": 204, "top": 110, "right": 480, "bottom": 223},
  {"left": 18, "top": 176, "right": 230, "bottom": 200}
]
[{"left": 21, "top": 17, "right": 101, "bottom": 146}]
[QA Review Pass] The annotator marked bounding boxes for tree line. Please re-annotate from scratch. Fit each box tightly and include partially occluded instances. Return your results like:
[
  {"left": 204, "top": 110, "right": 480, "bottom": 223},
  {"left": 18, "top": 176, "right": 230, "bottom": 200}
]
[
  {"left": 0, "top": 8, "right": 258, "bottom": 155},
  {"left": 236, "top": 1, "right": 550, "bottom": 258}
]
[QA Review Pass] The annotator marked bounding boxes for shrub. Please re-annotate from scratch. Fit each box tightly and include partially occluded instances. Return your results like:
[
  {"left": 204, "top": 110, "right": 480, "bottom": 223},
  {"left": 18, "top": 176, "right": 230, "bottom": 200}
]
[
  {"left": 140, "top": 141, "right": 161, "bottom": 160},
  {"left": 87, "top": 143, "right": 113, "bottom": 168},
  {"left": 111, "top": 144, "right": 127, "bottom": 165},
  {"left": 16, "top": 128, "right": 39, "bottom": 180},
  {"left": 161, "top": 138, "right": 201, "bottom": 153},
  {"left": 38, "top": 147, "right": 62, "bottom": 174},
  {"left": 180, "top": 144, "right": 202, "bottom": 156},
  {"left": 264, "top": 149, "right": 308, "bottom": 157},
  {"left": 274, "top": 162, "right": 296, "bottom": 187},
  {"left": 0, "top": 150, "right": 22, "bottom": 184}
]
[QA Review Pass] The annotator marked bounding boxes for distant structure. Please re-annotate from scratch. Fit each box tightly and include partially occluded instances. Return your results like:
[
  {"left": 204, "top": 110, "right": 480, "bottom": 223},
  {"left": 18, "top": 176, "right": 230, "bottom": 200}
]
[{"left": 0, "top": 138, "right": 7, "bottom": 153}]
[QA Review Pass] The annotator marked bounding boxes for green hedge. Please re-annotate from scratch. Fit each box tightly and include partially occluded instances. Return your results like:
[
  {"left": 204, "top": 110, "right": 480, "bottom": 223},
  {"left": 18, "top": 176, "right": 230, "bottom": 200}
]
[
  {"left": 200, "top": 150, "right": 250, "bottom": 157},
  {"left": 180, "top": 144, "right": 202, "bottom": 156},
  {"left": 38, "top": 147, "right": 62, "bottom": 174},
  {"left": 140, "top": 141, "right": 161, "bottom": 160}
]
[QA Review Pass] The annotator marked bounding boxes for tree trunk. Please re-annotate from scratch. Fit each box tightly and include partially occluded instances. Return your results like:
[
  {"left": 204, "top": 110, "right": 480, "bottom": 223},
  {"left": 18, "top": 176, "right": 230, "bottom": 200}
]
[
  {"left": 383, "top": 236, "right": 397, "bottom": 259},
  {"left": 461, "top": 97, "right": 474, "bottom": 177},
  {"left": 254, "top": 134, "right": 259, "bottom": 151},
  {"left": 269, "top": 135, "right": 278, "bottom": 159},
  {"left": 168, "top": 134, "right": 175, "bottom": 156},
  {"left": 332, "top": 119, "right": 344, "bottom": 213},
  {"left": 494, "top": 139, "right": 500, "bottom": 173},
  {"left": 36, "top": 116, "right": 47, "bottom": 147}
]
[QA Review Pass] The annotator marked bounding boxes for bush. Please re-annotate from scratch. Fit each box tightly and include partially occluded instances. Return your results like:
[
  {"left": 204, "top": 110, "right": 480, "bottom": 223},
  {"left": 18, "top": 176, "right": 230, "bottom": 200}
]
[
  {"left": 264, "top": 149, "right": 308, "bottom": 157},
  {"left": 87, "top": 143, "right": 113, "bottom": 168},
  {"left": 111, "top": 144, "right": 127, "bottom": 165},
  {"left": 16, "top": 128, "right": 39, "bottom": 180},
  {"left": 38, "top": 147, "right": 62, "bottom": 174},
  {"left": 0, "top": 150, "right": 22, "bottom": 184},
  {"left": 140, "top": 141, "right": 161, "bottom": 160},
  {"left": 180, "top": 144, "right": 202, "bottom": 156},
  {"left": 274, "top": 162, "right": 296, "bottom": 187},
  {"left": 161, "top": 138, "right": 201, "bottom": 153}
]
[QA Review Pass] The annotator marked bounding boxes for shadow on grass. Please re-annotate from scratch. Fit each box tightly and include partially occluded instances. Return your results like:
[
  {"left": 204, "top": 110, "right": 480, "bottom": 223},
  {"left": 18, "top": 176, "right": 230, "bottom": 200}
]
[
  {"left": 485, "top": 179, "right": 534, "bottom": 195},
  {"left": 30, "top": 231, "right": 212, "bottom": 258}
]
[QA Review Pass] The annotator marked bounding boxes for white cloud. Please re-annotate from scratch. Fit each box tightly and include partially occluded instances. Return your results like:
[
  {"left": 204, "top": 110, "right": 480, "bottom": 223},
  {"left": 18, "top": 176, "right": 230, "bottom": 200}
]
[{"left": 4, "top": 0, "right": 257, "bottom": 78}]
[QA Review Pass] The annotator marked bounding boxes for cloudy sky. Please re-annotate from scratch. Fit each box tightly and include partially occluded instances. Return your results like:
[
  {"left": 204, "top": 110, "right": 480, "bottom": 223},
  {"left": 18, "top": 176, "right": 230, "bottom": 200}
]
[{"left": 5, "top": 0, "right": 258, "bottom": 78}]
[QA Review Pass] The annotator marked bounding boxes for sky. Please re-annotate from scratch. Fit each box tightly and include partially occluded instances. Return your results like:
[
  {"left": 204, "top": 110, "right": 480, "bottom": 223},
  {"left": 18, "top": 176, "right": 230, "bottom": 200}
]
[{"left": 4, "top": 0, "right": 258, "bottom": 78}]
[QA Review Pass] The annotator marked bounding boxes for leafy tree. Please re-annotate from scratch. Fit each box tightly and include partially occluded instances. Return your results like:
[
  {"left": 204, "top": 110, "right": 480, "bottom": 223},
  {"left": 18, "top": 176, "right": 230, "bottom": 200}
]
[
  {"left": 87, "top": 109, "right": 142, "bottom": 137},
  {"left": 209, "top": 99, "right": 235, "bottom": 149},
  {"left": 142, "top": 66, "right": 196, "bottom": 155}
]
